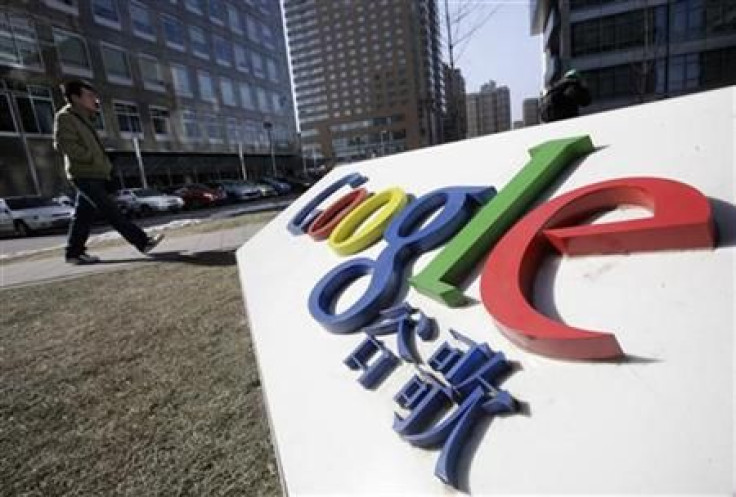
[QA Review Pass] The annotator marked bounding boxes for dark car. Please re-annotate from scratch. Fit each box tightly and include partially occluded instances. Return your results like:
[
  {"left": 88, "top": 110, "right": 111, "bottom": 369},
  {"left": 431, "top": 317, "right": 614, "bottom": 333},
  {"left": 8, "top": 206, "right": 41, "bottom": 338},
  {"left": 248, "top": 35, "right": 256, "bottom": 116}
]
[
  {"left": 277, "top": 174, "right": 318, "bottom": 193},
  {"left": 260, "top": 176, "right": 292, "bottom": 195},
  {"left": 206, "top": 180, "right": 261, "bottom": 202},
  {"left": 173, "top": 183, "right": 227, "bottom": 209}
]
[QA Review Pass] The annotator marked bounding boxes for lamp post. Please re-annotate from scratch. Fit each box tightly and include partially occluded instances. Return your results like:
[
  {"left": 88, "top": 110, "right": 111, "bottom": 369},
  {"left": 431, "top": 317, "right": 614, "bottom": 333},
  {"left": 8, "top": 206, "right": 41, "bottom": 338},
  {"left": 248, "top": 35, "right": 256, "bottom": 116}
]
[
  {"left": 298, "top": 131, "right": 307, "bottom": 176},
  {"left": 263, "top": 121, "right": 276, "bottom": 177}
]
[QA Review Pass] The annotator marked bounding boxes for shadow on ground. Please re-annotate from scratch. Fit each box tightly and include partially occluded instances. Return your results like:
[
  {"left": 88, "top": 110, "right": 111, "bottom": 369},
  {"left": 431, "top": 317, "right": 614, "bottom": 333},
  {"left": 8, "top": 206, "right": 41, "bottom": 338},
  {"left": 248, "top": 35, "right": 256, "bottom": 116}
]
[{"left": 96, "top": 250, "right": 237, "bottom": 267}]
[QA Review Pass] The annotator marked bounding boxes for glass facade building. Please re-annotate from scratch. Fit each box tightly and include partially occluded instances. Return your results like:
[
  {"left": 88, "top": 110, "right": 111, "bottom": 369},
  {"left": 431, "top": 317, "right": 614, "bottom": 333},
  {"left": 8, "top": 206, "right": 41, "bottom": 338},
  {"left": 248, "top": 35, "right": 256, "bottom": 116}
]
[
  {"left": 530, "top": 0, "right": 736, "bottom": 114},
  {"left": 1, "top": 0, "right": 297, "bottom": 196},
  {"left": 284, "top": 0, "right": 443, "bottom": 165}
]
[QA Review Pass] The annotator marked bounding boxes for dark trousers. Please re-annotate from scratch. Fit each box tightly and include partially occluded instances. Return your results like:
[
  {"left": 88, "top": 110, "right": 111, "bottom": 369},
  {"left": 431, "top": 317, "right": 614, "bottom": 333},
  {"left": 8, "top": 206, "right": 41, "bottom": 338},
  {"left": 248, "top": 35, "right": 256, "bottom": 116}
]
[{"left": 66, "top": 179, "right": 148, "bottom": 257}]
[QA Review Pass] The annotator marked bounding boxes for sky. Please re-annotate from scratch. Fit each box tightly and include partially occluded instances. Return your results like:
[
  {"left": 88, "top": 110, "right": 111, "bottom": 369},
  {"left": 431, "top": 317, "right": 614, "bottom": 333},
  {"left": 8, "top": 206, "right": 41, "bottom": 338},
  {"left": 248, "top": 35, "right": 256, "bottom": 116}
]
[{"left": 440, "top": 0, "right": 543, "bottom": 121}]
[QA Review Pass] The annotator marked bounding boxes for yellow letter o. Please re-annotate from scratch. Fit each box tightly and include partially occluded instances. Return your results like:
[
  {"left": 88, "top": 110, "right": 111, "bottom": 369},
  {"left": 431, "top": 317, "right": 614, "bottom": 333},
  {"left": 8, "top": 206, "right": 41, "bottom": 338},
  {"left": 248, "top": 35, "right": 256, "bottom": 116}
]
[{"left": 328, "top": 187, "right": 408, "bottom": 256}]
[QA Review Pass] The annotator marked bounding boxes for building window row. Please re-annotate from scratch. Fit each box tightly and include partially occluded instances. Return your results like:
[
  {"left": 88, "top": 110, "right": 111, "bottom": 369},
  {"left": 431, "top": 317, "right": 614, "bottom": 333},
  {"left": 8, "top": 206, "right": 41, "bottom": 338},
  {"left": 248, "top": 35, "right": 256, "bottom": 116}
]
[
  {"left": 2, "top": 12, "right": 282, "bottom": 85},
  {"left": 0, "top": 14, "right": 43, "bottom": 70},
  {"left": 46, "top": 26, "right": 282, "bottom": 90},
  {"left": 572, "top": 1, "right": 736, "bottom": 57},
  {"left": 582, "top": 47, "right": 736, "bottom": 100},
  {"left": 42, "top": 0, "right": 273, "bottom": 43},
  {"left": 0, "top": 81, "right": 292, "bottom": 147}
]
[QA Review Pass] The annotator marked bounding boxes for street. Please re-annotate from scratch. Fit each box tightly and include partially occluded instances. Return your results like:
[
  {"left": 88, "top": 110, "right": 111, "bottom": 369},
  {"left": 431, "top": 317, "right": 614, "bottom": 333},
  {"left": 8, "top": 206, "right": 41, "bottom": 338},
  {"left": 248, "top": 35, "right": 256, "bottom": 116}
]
[{"left": 0, "top": 195, "right": 295, "bottom": 257}]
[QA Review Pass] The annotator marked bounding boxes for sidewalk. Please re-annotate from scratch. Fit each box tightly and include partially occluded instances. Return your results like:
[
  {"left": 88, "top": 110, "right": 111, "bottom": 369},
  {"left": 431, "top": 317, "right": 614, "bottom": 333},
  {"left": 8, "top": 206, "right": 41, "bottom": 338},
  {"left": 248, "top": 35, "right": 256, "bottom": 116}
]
[{"left": 0, "top": 219, "right": 270, "bottom": 289}]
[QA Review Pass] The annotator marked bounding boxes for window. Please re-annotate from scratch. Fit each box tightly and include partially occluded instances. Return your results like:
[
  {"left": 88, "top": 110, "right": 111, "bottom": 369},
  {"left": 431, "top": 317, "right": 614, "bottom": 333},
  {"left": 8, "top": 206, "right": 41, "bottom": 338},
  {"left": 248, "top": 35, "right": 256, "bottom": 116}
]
[
  {"left": 189, "top": 26, "right": 209, "bottom": 59},
  {"left": 271, "top": 92, "right": 283, "bottom": 114},
  {"left": 171, "top": 64, "right": 193, "bottom": 96},
  {"left": 197, "top": 70, "right": 216, "bottom": 102},
  {"left": 15, "top": 86, "right": 55, "bottom": 135},
  {"left": 261, "top": 22, "right": 275, "bottom": 50},
  {"left": 92, "top": 0, "right": 121, "bottom": 29},
  {"left": 209, "top": 0, "right": 226, "bottom": 25},
  {"left": 246, "top": 15, "right": 258, "bottom": 43},
  {"left": 101, "top": 43, "right": 132, "bottom": 84},
  {"left": 220, "top": 77, "right": 237, "bottom": 106},
  {"left": 0, "top": 14, "right": 43, "bottom": 70},
  {"left": 239, "top": 82, "right": 255, "bottom": 110},
  {"left": 43, "top": 0, "right": 78, "bottom": 16},
  {"left": 226, "top": 117, "right": 239, "bottom": 145},
  {"left": 234, "top": 44, "right": 249, "bottom": 73},
  {"left": 53, "top": 29, "right": 91, "bottom": 76},
  {"left": 139, "top": 55, "right": 165, "bottom": 91},
  {"left": 130, "top": 2, "right": 156, "bottom": 41},
  {"left": 182, "top": 109, "right": 201, "bottom": 139},
  {"left": 227, "top": 3, "right": 243, "bottom": 34},
  {"left": 150, "top": 106, "right": 171, "bottom": 139},
  {"left": 256, "top": 86, "right": 269, "bottom": 112},
  {"left": 113, "top": 101, "right": 143, "bottom": 136},
  {"left": 213, "top": 35, "right": 232, "bottom": 66},
  {"left": 668, "top": 53, "right": 700, "bottom": 92},
  {"left": 185, "top": 0, "right": 204, "bottom": 15},
  {"left": 251, "top": 51, "right": 264, "bottom": 78},
  {"left": 162, "top": 15, "right": 185, "bottom": 50},
  {"left": 266, "top": 58, "right": 279, "bottom": 82},
  {"left": 204, "top": 114, "right": 223, "bottom": 142},
  {"left": 0, "top": 95, "right": 17, "bottom": 133},
  {"left": 92, "top": 107, "right": 106, "bottom": 132}
]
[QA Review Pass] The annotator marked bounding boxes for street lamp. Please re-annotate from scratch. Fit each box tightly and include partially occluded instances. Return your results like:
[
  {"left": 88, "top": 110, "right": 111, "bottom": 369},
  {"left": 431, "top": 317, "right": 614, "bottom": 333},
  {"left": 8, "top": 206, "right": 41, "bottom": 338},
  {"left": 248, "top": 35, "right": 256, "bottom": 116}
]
[
  {"left": 297, "top": 131, "right": 307, "bottom": 176},
  {"left": 263, "top": 121, "right": 276, "bottom": 177}
]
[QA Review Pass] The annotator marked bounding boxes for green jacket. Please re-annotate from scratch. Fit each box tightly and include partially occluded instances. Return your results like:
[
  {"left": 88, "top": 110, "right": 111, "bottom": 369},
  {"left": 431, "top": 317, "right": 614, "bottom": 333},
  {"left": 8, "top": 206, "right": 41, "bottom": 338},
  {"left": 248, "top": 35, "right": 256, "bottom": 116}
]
[{"left": 53, "top": 104, "right": 112, "bottom": 181}]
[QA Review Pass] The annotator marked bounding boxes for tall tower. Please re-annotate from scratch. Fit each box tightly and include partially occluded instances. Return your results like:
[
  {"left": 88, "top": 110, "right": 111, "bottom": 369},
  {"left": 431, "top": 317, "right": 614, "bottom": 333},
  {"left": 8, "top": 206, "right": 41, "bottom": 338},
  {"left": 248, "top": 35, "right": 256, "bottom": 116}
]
[
  {"left": 466, "top": 80, "right": 511, "bottom": 137},
  {"left": 284, "top": 0, "right": 444, "bottom": 165}
]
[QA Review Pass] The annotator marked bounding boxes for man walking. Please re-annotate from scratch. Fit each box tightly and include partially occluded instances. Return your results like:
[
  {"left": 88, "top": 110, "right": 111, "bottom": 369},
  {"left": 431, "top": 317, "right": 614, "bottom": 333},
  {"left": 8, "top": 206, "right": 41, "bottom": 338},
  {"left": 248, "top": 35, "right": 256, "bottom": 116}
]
[{"left": 54, "top": 79, "right": 163, "bottom": 264}]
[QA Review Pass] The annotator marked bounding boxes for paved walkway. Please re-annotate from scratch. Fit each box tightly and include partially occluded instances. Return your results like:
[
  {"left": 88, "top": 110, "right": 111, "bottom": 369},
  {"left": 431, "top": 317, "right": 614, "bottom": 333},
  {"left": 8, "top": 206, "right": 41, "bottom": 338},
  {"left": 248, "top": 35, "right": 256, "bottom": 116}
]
[{"left": 0, "top": 220, "right": 270, "bottom": 289}]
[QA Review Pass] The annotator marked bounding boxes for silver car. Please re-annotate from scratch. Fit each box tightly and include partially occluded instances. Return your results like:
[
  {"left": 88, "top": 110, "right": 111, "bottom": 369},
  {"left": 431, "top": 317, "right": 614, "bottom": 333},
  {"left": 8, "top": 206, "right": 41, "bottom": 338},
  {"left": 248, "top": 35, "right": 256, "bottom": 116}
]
[
  {"left": 3, "top": 196, "right": 75, "bottom": 236},
  {"left": 114, "top": 188, "right": 185, "bottom": 216},
  {"left": 0, "top": 199, "right": 15, "bottom": 236}
]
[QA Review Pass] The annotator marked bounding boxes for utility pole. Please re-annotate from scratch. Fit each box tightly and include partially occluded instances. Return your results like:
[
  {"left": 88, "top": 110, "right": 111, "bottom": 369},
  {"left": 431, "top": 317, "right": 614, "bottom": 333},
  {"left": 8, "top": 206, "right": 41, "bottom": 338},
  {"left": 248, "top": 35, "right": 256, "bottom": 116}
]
[
  {"left": 238, "top": 141, "right": 247, "bottom": 181},
  {"left": 263, "top": 121, "right": 276, "bottom": 177},
  {"left": 132, "top": 137, "right": 148, "bottom": 188}
]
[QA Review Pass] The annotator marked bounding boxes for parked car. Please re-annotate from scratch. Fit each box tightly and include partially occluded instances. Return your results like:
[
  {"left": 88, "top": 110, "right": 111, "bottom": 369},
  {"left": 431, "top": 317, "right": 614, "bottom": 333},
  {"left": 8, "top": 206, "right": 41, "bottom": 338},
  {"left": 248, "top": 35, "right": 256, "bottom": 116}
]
[
  {"left": 172, "top": 183, "right": 227, "bottom": 209},
  {"left": 3, "top": 196, "right": 74, "bottom": 236},
  {"left": 252, "top": 181, "right": 278, "bottom": 197},
  {"left": 277, "top": 174, "right": 317, "bottom": 193},
  {"left": 0, "top": 199, "right": 16, "bottom": 236},
  {"left": 259, "top": 176, "right": 292, "bottom": 195},
  {"left": 205, "top": 180, "right": 261, "bottom": 202},
  {"left": 114, "top": 188, "right": 184, "bottom": 216}
]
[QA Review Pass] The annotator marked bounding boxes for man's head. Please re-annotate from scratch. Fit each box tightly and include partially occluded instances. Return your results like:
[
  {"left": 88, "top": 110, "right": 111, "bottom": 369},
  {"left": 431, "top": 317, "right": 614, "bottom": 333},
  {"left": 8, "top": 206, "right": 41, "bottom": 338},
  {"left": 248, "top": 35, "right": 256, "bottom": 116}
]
[
  {"left": 564, "top": 69, "right": 580, "bottom": 80},
  {"left": 61, "top": 79, "right": 99, "bottom": 115}
]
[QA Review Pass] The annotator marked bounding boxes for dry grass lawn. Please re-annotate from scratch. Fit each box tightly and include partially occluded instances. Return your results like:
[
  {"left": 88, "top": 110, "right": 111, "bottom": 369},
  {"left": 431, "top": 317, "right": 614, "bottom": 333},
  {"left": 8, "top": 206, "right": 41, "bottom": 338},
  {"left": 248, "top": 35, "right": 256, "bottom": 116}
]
[{"left": 0, "top": 254, "right": 281, "bottom": 496}]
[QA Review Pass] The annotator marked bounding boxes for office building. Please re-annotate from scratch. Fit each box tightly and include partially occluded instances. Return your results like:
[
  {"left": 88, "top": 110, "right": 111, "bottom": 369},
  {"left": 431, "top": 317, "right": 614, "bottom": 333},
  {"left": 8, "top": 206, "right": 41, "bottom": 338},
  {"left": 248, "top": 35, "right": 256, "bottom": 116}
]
[
  {"left": 284, "top": 0, "right": 443, "bottom": 164},
  {"left": 1, "top": 0, "right": 297, "bottom": 197},
  {"left": 466, "top": 81, "right": 511, "bottom": 137},
  {"left": 531, "top": 0, "right": 736, "bottom": 113},
  {"left": 442, "top": 63, "right": 467, "bottom": 142}
]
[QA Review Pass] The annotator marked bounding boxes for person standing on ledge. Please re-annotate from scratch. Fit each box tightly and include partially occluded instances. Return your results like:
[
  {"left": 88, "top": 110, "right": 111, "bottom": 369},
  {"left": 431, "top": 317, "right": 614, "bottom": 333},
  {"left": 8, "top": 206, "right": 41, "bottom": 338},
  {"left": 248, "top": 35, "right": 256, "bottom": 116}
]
[
  {"left": 540, "top": 69, "right": 592, "bottom": 123},
  {"left": 53, "top": 79, "right": 164, "bottom": 264}
]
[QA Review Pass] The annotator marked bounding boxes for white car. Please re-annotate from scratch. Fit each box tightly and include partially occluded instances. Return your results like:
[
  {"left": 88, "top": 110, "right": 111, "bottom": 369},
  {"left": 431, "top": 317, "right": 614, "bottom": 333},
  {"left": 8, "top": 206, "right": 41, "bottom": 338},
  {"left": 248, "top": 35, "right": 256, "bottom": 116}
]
[
  {"left": 0, "top": 199, "right": 15, "bottom": 236},
  {"left": 115, "top": 188, "right": 184, "bottom": 216},
  {"left": 3, "top": 196, "right": 75, "bottom": 236}
]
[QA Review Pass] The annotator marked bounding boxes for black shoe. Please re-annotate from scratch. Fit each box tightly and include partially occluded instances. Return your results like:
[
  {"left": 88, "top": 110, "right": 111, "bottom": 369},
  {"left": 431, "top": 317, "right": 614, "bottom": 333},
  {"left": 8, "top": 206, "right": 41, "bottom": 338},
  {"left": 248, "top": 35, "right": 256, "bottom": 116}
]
[
  {"left": 65, "top": 253, "right": 100, "bottom": 265},
  {"left": 142, "top": 233, "right": 165, "bottom": 254}
]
